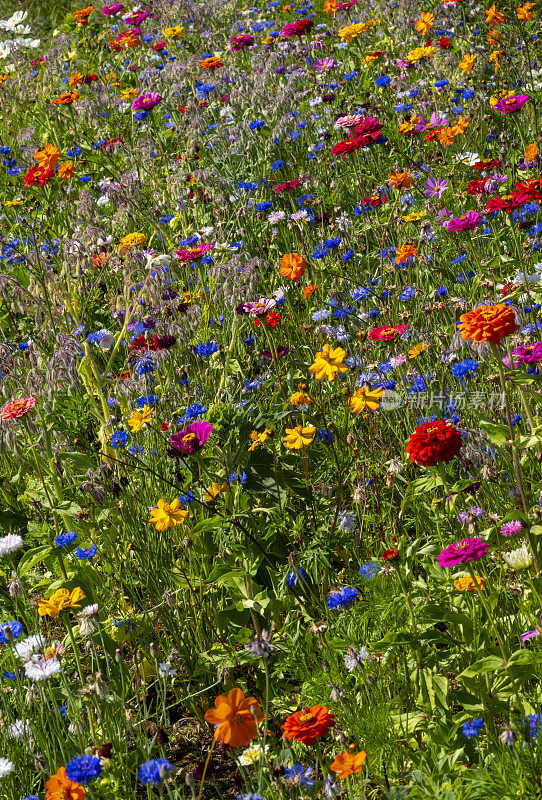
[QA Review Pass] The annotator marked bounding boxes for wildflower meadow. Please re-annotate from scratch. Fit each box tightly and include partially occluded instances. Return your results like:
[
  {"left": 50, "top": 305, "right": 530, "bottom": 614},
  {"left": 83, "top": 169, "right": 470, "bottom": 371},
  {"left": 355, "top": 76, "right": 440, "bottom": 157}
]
[{"left": 1, "top": 0, "right": 542, "bottom": 797}]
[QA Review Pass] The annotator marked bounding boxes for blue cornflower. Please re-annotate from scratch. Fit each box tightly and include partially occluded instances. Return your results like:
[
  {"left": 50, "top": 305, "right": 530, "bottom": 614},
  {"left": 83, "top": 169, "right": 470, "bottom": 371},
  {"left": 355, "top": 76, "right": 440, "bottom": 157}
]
[
  {"left": 256, "top": 201, "right": 272, "bottom": 211},
  {"left": 342, "top": 249, "right": 354, "bottom": 262},
  {"left": 194, "top": 342, "right": 218, "bottom": 356},
  {"left": 134, "top": 355, "right": 156, "bottom": 375},
  {"left": 75, "top": 544, "right": 97, "bottom": 561},
  {"left": 111, "top": 431, "right": 129, "bottom": 449},
  {"left": 55, "top": 531, "right": 78, "bottom": 547},
  {"left": 312, "top": 309, "right": 330, "bottom": 322},
  {"left": 284, "top": 765, "right": 315, "bottom": 789},
  {"left": 317, "top": 428, "right": 335, "bottom": 444},
  {"left": 133, "top": 110, "right": 148, "bottom": 122},
  {"left": 249, "top": 119, "right": 265, "bottom": 130},
  {"left": 375, "top": 75, "right": 391, "bottom": 87},
  {"left": 138, "top": 758, "right": 173, "bottom": 786},
  {"left": 326, "top": 587, "right": 359, "bottom": 610},
  {"left": 451, "top": 359, "right": 479, "bottom": 381},
  {"left": 65, "top": 755, "right": 103, "bottom": 785},
  {"left": 0, "top": 620, "right": 23, "bottom": 643},
  {"left": 524, "top": 713, "right": 542, "bottom": 739},
  {"left": 137, "top": 395, "right": 158, "bottom": 407},
  {"left": 435, "top": 286, "right": 448, "bottom": 297},
  {"left": 399, "top": 286, "right": 416, "bottom": 301},
  {"left": 462, "top": 718, "right": 485, "bottom": 739},
  {"left": 286, "top": 567, "right": 307, "bottom": 587},
  {"left": 359, "top": 561, "right": 380, "bottom": 580}
]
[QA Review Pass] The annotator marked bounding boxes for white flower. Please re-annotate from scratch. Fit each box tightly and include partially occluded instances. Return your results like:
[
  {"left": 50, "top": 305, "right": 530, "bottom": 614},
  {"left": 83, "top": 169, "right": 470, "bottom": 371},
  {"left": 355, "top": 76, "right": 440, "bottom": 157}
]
[
  {"left": 503, "top": 545, "right": 533, "bottom": 571},
  {"left": 14, "top": 635, "right": 44, "bottom": 662},
  {"left": 268, "top": 210, "right": 286, "bottom": 224},
  {"left": 97, "top": 195, "right": 110, "bottom": 207},
  {"left": 78, "top": 604, "right": 99, "bottom": 636},
  {"left": 8, "top": 719, "right": 31, "bottom": 739},
  {"left": 238, "top": 743, "right": 270, "bottom": 766},
  {"left": 290, "top": 209, "right": 308, "bottom": 222},
  {"left": 158, "top": 662, "right": 177, "bottom": 677},
  {"left": 0, "top": 758, "right": 15, "bottom": 777},
  {"left": 24, "top": 657, "right": 61, "bottom": 681},
  {"left": 0, "top": 533, "right": 23, "bottom": 556}
]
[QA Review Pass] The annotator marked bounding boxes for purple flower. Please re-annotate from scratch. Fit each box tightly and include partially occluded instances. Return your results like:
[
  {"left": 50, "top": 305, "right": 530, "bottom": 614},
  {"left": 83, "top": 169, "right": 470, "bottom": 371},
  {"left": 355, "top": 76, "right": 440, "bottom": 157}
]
[
  {"left": 447, "top": 211, "right": 481, "bottom": 232},
  {"left": 168, "top": 421, "right": 213, "bottom": 456},
  {"left": 501, "top": 520, "right": 523, "bottom": 537},
  {"left": 437, "top": 537, "right": 489, "bottom": 568},
  {"left": 314, "top": 57, "right": 336, "bottom": 71},
  {"left": 424, "top": 177, "right": 449, "bottom": 199},
  {"left": 494, "top": 94, "right": 530, "bottom": 113},
  {"left": 132, "top": 92, "right": 162, "bottom": 112},
  {"left": 521, "top": 614, "right": 542, "bottom": 646}
]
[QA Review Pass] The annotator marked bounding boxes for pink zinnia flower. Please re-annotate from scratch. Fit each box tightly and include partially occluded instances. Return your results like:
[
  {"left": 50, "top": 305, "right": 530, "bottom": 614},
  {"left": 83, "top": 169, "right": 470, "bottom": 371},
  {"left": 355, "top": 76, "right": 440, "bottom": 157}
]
[
  {"left": 334, "top": 114, "right": 365, "bottom": 129},
  {"left": 175, "top": 242, "right": 214, "bottom": 262},
  {"left": 102, "top": 3, "right": 125, "bottom": 14},
  {"left": 132, "top": 92, "right": 162, "bottom": 112},
  {"left": 1, "top": 397, "right": 37, "bottom": 421},
  {"left": 500, "top": 520, "right": 523, "bottom": 537},
  {"left": 494, "top": 95, "right": 530, "bottom": 113},
  {"left": 511, "top": 343, "right": 542, "bottom": 364},
  {"left": 168, "top": 421, "right": 213, "bottom": 456},
  {"left": 437, "top": 537, "right": 489, "bottom": 568},
  {"left": 230, "top": 34, "right": 254, "bottom": 51}
]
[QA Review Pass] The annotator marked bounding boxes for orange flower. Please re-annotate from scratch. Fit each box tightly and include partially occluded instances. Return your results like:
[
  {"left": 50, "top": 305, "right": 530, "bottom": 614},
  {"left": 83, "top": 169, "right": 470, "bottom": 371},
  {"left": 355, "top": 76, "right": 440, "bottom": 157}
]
[
  {"left": 34, "top": 144, "right": 61, "bottom": 169},
  {"left": 458, "top": 303, "right": 518, "bottom": 344},
  {"left": 458, "top": 53, "right": 476, "bottom": 74},
  {"left": 489, "top": 50, "right": 504, "bottom": 72},
  {"left": 324, "top": 0, "right": 338, "bottom": 11},
  {"left": 280, "top": 252, "right": 307, "bottom": 280},
  {"left": 451, "top": 115, "right": 469, "bottom": 135},
  {"left": 302, "top": 283, "right": 317, "bottom": 298},
  {"left": 517, "top": 2, "right": 536, "bottom": 19},
  {"left": 69, "top": 72, "right": 83, "bottom": 87},
  {"left": 394, "top": 244, "right": 418, "bottom": 264},
  {"left": 415, "top": 11, "right": 434, "bottom": 34},
  {"left": 524, "top": 143, "right": 539, "bottom": 161},
  {"left": 199, "top": 56, "right": 223, "bottom": 70},
  {"left": 330, "top": 750, "right": 367, "bottom": 779},
  {"left": 1, "top": 397, "right": 36, "bottom": 420},
  {"left": 282, "top": 705, "right": 336, "bottom": 745},
  {"left": 52, "top": 91, "right": 79, "bottom": 105},
  {"left": 436, "top": 127, "right": 455, "bottom": 146},
  {"left": 486, "top": 4, "right": 505, "bottom": 26},
  {"left": 204, "top": 687, "right": 263, "bottom": 747},
  {"left": 46, "top": 767, "right": 86, "bottom": 800},
  {"left": 58, "top": 161, "right": 75, "bottom": 180},
  {"left": 387, "top": 171, "right": 414, "bottom": 189}
]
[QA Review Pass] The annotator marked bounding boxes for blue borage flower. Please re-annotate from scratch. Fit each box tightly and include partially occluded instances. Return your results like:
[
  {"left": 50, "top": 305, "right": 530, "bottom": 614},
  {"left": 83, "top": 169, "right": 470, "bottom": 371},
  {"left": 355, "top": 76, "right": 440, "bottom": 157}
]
[
  {"left": 0, "top": 620, "right": 24, "bottom": 643},
  {"left": 284, "top": 765, "right": 315, "bottom": 788},
  {"left": 65, "top": 755, "right": 103, "bottom": 785},
  {"left": 111, "top": 430, "right": 129, "bottom": 449},
  {"left": 286, "top": 567, "right": 307, "bottom": 587},
  {"left": 462, "top": 718, "right": 485, "bottom": 739},
  {"left": 138, "top": 758, "right": 173, "bottom": 786},
  {"left": 326, "top": 586, "right": 359, "bottom": 610}
]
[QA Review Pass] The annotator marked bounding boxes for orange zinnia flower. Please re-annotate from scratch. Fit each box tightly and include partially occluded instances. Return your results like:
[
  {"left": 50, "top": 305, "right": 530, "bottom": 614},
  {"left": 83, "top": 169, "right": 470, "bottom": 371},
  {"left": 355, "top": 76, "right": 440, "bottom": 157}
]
[
  {"left": 282, "top": 705, "right": 336, "bottom": 745},
  {"left": 387, "top": 171, "right": 414, "bottom": 189},
  {"left": 302, "top": 283, "right": 317, "bottom": 298},
  {"left": 1, "top": 396, "right": 37, "bottom": 420},
  {"left": 280, "top": 252, "right": 307, "bottom": 280},
  {"left": 46, "top": 767, "right": 86, "bottom": 800},
  {"left": 199, "top": 56, "right": 223, "bottom": 70},
  {"left": 330, "top": 749, "right": 367, "bottom": 779},
  {"left": 35, "top": 143, "right": 61, "bottom": 169},
  {"left": 395, "top": 244, "right": 418, "bottom": 264},
  {"left": 52, "top": 91, "right": 79, "bottom": 105},
  {"left": 458, "top": 303, "right": 518, "bottom": 344},
  {"left": 204, "top": 687, "right": 263, "bottom": 746}
]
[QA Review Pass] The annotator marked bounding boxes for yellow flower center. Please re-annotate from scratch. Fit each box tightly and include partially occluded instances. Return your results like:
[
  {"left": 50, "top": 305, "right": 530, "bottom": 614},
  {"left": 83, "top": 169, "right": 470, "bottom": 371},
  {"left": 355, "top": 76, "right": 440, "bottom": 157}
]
[
  {"left": 299, "top": 712, "right": 316, "bottom": 726},
  {"left": 182, "top": 433, "right": 197, "bottom": 445}
]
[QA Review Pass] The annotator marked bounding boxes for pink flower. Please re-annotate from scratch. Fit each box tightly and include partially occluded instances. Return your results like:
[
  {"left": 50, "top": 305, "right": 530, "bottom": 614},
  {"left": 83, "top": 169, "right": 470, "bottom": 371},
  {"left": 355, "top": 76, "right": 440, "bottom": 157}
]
[
  {"left": 1, "top": 397, "right": 37, "bottom": 421},
  {"left": 314, "top": 57, "right": 336, "bottom": 70},
  {"left": 230, "top": 34, "right": 254, "bottom": 51},
  {"left": 501, "top": 520, "right": 523, "bottom": 537},
  {"left": 175, "top": 242, "right": 214, "bottom": 262},
  {"left": 446, "top": 211, "right": 481, "bottom": 232},
  {"left": 102, "top": 3, "right": 125, "bottom": 14},
  {"left": 494, "top": 95, "right": 530, "bottom": 113},
  {"left": 334, "top": 114, "right": 365, "bottom": 128},
  {"left": 132, "top": 92, "right": 162, "bottom": 112},
  {"left": 511, "top": 343, "right": 542, "bottom": 364},
  {"left": 243, "top": 298, "right": 277, "bottom": 315},
  {"left": 437, "top": 537, "right": 489, "bottom": 568},
  {"left": 168, "top": 421, "right": 214, "bottom": 456}
]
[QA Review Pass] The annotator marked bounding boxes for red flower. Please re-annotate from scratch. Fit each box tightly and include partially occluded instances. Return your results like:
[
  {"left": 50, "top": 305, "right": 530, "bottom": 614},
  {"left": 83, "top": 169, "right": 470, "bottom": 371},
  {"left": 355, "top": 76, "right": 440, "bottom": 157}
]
[
  {"left": 368, "top": 323, "right": 408, "bottom": 341},
  {"left": 406, "top": 419, "right": 462, "bottom": 466},
  {"left": 382, "top": 548, "right": 400, "bottom": 561},
  {"left": 439, "top": 36, "right": 452, "bottom": 48},
  {"left": 282, "top": 705, "right": 335, "bottom": 746},
  {"left": 23, "top": 166, "right": 54, "bottom": 187}
]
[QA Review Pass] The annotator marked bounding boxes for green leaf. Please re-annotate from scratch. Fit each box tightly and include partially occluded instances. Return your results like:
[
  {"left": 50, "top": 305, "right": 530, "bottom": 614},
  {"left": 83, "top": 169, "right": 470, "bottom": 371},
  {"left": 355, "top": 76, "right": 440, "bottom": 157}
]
[
  {"left": 479, "top": 420, "right": 510, "bottom": 446},
  {"left": 17, "top": 545, "right": 53, "bottom": 578},
  {"left": 457, "top": 655, "right": 505, "bottom": 681}
]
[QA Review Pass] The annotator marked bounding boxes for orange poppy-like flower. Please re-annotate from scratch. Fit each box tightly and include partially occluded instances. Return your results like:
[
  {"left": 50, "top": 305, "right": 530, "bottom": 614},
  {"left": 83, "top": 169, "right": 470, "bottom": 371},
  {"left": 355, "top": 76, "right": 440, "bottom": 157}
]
[
  {"left": 200, "top": 56, "right": 223, "bottom": 70},
  {"left": 204, "top": 687, "right": 263, "bottom": 747},
  {"left": 330, "top": 750, "right": 367, "bottom": 779},
  {"left": 1, "top": 396, "right": 37, "bottom": 420},
  {"left": 280, "top": 252, "right": 307, "bottom": 280},
  {"left": 395, "top": 244, "right": 418, "bottom": 264},
  {"left": 458, "top": 53, "right": 476, "bottom": 74},
  {"left": 458, "top": 303, "right": 518, "bottom": 344},
  {"left": 282, "top": 705, "right": 336, "bottom": 745},
  {"left": 52, "top": 91, "right": 79, "bottom": 105},
  {"left": 58, "top": 161, "right": 76, "bottom": 180},
  {"left": 436, "top": 127, "right": 456, "bottom": 146},
  {"left": 34, "top": 143, "right": 61, "bottom": 169},
  {"left": 387, "top": 171, "right": 414, "bottom": 190},
  {"left": 69, "top": 72, "right": 83, "bottom": 87},
  {"left": 517, "top": 2, "right": 536, "bottom": 19},
  {"left": 415, "top": 11, "right": 434, "bottom": 34},
  {"left": 46, "top": 767, "right": 86, "bottom": 800},
  {"left": 302, "top": 283, "right": 317, "bottom": 298},
  {"left": 451, "top": 115, "right": 469, "bottom": 135},
  {"left": 486, "top": 3, "right": 505, "bottom": 26}
]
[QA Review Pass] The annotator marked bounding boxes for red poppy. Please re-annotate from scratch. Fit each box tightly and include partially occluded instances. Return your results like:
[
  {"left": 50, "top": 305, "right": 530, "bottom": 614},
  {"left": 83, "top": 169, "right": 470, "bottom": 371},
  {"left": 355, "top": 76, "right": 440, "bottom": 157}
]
[
  {"left": 282, "top": 705, "right": 335, "bottom": 746},
  {"left": 406, "top": 419, "right": 462, "bottom": 466}
]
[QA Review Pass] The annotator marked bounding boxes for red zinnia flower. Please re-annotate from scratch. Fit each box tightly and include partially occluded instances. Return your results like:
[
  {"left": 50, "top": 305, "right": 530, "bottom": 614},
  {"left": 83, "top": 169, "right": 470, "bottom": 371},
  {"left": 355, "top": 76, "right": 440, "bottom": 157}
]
[
  {"left": 282, "top": 705, "right": 335, "bottom": 746},
  {"left": 382, "top": 548, "right": 400, "bottom": 561},
  {"left": 406, "top": 419, "right": 462, "bottom": 466}
]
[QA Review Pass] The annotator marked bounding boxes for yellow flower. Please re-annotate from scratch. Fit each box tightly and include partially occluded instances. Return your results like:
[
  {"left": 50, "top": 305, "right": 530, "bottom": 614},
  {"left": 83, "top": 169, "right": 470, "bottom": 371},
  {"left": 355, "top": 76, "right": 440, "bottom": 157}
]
[
  {"left": 517, "top": 1, "right": 536, "bottom": 19},
  {"left": 450, "top": 115, "right": 469, "bottom": 135},
  {"left": 204, "top": 482, "right": 229, "bottom": 501},
  {"left": 248, "top": 429, "right": 272, "bottom": 451},
  {"left": 348, "top": 386, "right": 384, "bottom": 413},
  {"left": 407, "top": 45, "right": 434, "bottom": 62},
  {"left": 524, "top": 143, "right": 539, "bottom": 161},
  {"left": 118, "top": 232, "right": 147, "bottom": 255},
  {"left": 415, "top": 11, "right": 434, "bottom": 35},
  {"left": 309, "top": 344, "right": 348, "bottom": 381},
  {"left": 162, "top": 25, "right": 185, "bottom": 38},
  {"left": 149, "top": 498, "right": 188, "bottom": 531},
  {"left": 38, "top": 587, "right": 86, "bottom": 618},
  {"left": 183, "top": 290, "right": 201, "bottom": 303},
  {"left": 402, "top": 211, "right": 426, "bottom": 222},
  {"left": 458, "top": 53, "right": 476, "bottom": 74},
  {"left": 290, "top": 391, "right": 312, "bottom": 406},
  {"left": 5, "top": 200, "right": 24, "bottom": 207},
  {"left": 34, "top": 143, "right": 61, "bottom": 170},
  {"left": 454, "top": 575, "right": 485, "bottom": 591},
  {"left": 120, "top": 87, "right": 139, "bottom": 99},
  {"left": 408, "top": 342, "right": 428, "bottom": 359},
  {"left": 283, "top": 426, "right": 316, "bottom": 449},
  {"left": 338, "top": 19, "right": 377, "bottom": 42},
  {"left": 128, "top": 404, "right": 154, "bottom": 433}
]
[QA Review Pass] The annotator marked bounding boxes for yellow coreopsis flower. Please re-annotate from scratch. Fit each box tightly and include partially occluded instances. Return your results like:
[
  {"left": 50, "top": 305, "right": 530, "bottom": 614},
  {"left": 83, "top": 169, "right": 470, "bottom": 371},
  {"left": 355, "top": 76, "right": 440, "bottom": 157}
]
[
  {"left": 38, "top": 587, "right": 86, "bottom": 618},
  {"left": 408, "top": 342, "right": 428, "bottom": 359},
  {"left": 149, "top": 498, "right": 188, "bottom": 531},
  {"left": 248, "top": 429, "right": 272, "bottom": 451},
  {"left": 283, "top": 425, "right": 316, "bottom": 449},
  {"left": 450, "top": 114, "right": 469, "bottom": 135},
  {"left": 402, "top": 211, "right": 426, "bottom": 222},
  {"left": 415, "top": 11, "right": 434, "bottom": 34},
  {"left": 162, "top": 25, "right": 185, "bottom": 38},
  {"left": 348, "top": 386, "right": 384, "bottom": 413},
  {"left": 290, "top": 391, "right": 312, "bottom": 406},
  {"left": 204, "top": 482, "right": 229, "bottom": 501},
  {"left": 309, "top": 344, "right": 348, "bottom": 381},
  {"left": 121, "top": 87, "right": 139, "bottom": 99},
  {"left": 458, "top": 53, "right": 476, "bottom": 74},
  {"left": 128, "top": 404, "right": 154, "bottom": 433},
  {"left": 407, "top": 45, "right": 434, "bottom": 62}
]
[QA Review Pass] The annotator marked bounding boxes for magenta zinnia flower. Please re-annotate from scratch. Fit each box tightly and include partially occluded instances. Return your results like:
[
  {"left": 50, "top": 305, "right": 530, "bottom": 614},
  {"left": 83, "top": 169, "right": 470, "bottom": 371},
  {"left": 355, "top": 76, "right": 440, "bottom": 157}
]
[
  {"left": 175, "top": 242, "right": 214, "bottom": 262},
  {"left": 132, "top": 92, "right": 162, "bottom": 112},
  {"left": 102, "top": 3, "right": 125, "bottom": 13},
  {"left": 494, "top": 95, "right": 529, "bottom": 113},
  {"left": 230, "top": 34, "right": 254, "bottom": 51},
  {"left": 437, "top": 537, "right": 489, "bottom": 568},
  {"left": 501, "top": 520, "right": 523, "bottom": 537},
  {"left": 168, "top": 421, "right": 213, "bottom": 456}
]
